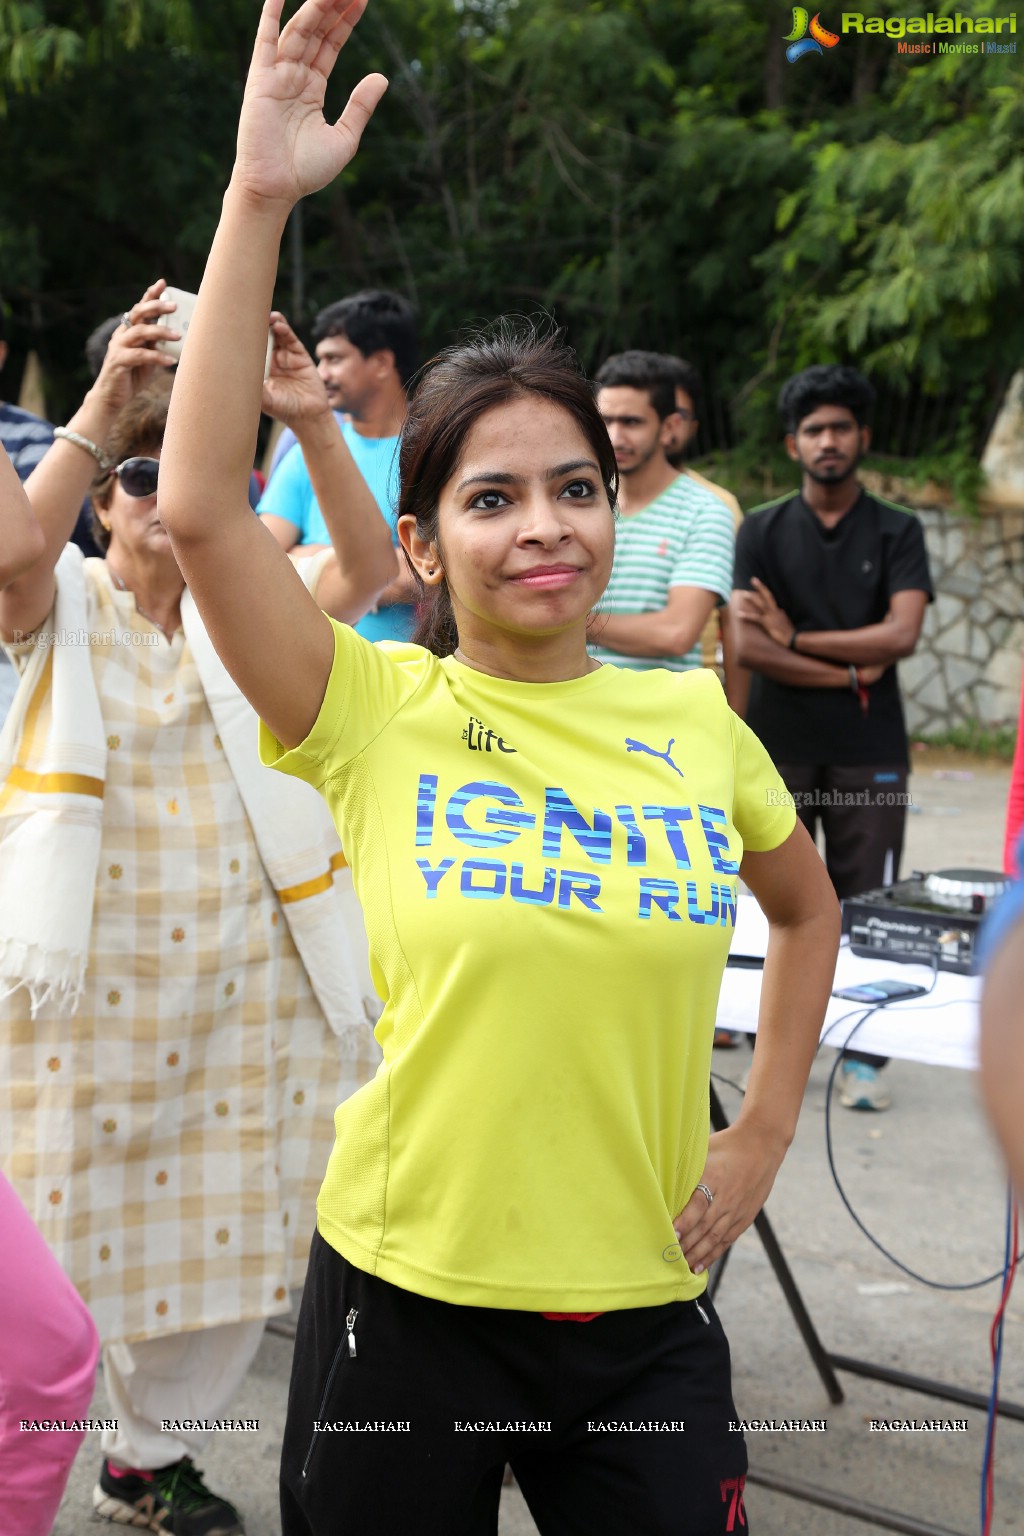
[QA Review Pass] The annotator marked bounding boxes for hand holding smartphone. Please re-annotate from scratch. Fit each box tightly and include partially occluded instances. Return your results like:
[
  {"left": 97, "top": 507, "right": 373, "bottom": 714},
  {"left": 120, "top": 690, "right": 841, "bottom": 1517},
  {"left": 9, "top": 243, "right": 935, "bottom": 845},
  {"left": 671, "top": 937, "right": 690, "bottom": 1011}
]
[{"left": 154, "top": 287, "right": 197, "bottom": 360}]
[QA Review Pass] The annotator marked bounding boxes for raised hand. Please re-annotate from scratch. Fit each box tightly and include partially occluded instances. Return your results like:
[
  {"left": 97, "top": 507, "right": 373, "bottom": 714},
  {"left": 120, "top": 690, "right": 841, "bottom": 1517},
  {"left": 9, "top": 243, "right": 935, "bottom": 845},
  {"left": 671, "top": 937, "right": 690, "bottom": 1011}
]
[
  {"left": 234, "top": 0, "right": 388, "bottom": 208},
  {"left": 91, "top": 279, "right": 178, "bottom": 415},
  {"left": 262, "top": 312, "right": 331, "bottom": 429}
]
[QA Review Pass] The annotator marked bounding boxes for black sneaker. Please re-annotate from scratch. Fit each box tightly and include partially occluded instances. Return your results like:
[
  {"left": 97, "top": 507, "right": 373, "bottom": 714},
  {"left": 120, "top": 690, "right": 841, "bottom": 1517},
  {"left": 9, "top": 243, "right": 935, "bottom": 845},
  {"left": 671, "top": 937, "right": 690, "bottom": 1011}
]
[{"left": 93, "top": 1456, "right": 244, "bottom": 1534}]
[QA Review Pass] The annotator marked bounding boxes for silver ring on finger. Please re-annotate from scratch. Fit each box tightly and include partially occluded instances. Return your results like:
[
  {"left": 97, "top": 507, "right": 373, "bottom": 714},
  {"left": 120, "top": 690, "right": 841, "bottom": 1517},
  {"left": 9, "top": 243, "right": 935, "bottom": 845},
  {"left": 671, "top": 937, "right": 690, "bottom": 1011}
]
[
  {"left": 121, "top": 311, "right": 133, "bottom": 329},
  {"left": 696, "top": 1182, "right": 714, "bottom": 1207}
]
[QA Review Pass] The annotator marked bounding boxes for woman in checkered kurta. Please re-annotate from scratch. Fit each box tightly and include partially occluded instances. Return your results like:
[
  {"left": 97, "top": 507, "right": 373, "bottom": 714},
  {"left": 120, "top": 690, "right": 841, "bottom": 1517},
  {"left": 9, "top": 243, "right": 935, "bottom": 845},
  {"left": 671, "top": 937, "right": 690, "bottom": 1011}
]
[
  {"left": 3, "top": 556, "right": 359, "bottom": 1345},
  {"left": 0, "top": 299, "right": 392, "bottom": 1524}
]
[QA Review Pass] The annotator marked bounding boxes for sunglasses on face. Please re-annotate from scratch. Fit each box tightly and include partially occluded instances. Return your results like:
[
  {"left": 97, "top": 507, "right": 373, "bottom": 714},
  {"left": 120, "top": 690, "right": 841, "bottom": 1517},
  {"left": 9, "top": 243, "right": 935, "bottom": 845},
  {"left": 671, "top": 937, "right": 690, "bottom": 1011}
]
[{"left": 113, "top": 457, "right": 160, "bottom": 498}]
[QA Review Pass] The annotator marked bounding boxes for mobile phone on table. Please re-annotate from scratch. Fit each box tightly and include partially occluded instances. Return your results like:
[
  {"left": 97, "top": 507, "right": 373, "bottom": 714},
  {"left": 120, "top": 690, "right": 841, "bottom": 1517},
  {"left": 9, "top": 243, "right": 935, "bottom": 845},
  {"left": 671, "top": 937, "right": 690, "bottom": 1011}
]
[{"left": 831, "top": 978, "right": 928, "bottom": 1003}]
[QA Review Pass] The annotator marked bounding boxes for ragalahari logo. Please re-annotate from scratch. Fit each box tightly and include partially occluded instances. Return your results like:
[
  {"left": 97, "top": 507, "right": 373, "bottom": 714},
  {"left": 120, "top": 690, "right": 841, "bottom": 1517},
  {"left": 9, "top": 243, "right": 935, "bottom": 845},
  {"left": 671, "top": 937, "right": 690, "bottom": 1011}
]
[{"left": 784, "top": 8, "right": 840, "bottom": 62}]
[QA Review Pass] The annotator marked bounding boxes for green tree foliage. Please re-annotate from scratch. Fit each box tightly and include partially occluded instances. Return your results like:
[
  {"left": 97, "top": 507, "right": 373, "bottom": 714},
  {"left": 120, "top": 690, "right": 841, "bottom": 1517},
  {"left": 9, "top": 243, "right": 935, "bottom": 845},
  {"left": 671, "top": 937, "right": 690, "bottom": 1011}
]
[
  {"left": 762, "top": 35, "right": 1023, "bottom": 391},
  {"left": 0, "top": 0, "right": 1020, "bottom": 487},
  {"left": 0, "top": 1, "right": 196, "bottom": 91}
]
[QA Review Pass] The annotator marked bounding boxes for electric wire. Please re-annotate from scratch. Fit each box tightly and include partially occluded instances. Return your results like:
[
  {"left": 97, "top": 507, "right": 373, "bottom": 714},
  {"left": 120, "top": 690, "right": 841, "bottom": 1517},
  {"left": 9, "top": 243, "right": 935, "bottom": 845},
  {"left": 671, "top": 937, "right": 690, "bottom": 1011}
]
[
  {"left": 980, "top": 1193, "right": 1019, "bottom": 1536},
  {"left": 720, "top": 935, "right": 1023, "bottom": 1520},
  {"left": 717, "top": 957, "right": 1024, "bottom": 1288},
  {"left": 824, "top": 1004, "right": 1023, "bottom": 1289}
]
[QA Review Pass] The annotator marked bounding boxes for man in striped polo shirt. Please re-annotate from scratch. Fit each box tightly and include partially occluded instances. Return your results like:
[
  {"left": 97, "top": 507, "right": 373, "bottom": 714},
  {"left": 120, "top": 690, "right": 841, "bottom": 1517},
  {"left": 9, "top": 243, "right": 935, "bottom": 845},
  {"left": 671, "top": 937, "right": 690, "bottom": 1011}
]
[
  {"left": 588, "top": 350, "right": 735, "bottom": 674},
  {"left": 660, "top": 352, "right": 751, "bottom": 718}
]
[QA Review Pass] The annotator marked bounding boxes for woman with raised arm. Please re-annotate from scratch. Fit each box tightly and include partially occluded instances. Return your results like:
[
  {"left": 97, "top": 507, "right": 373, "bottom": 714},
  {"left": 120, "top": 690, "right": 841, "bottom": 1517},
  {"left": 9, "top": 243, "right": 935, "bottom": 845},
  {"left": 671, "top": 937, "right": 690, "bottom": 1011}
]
[
  {"left": 0, "top": 286, "right": 393, "bottom": 1532},
  {"left": 160, "top": 3, "right": 842, "bottom": 1533},
  {"left": 0, "top": 447, "right": 100, "bottom": 1536}
]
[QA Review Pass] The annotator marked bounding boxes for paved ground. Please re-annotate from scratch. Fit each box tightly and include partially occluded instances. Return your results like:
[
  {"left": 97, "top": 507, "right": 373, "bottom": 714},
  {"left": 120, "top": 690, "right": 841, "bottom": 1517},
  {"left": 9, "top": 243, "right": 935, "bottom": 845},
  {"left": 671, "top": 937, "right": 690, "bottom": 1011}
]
[{"left": 53, "top": 751, "right": 1022, "bottom": 1535}]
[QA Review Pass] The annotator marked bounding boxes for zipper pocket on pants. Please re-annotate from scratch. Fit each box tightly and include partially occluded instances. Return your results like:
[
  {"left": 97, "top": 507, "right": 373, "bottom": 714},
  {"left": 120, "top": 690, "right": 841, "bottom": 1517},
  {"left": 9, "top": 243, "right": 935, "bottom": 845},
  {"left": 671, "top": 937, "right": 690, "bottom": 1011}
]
[{"left": 300, "top": 1309, "right": 359, "bottom": 1480}]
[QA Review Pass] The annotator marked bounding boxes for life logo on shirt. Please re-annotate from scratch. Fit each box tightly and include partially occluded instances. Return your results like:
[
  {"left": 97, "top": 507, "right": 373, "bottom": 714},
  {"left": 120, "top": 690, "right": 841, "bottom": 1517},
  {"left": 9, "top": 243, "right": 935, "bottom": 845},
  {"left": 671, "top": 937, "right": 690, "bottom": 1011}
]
[
  {"left": 461, "top": 715, "right": 516, "bottom": 754},
  {"left": 413, "top": 773, "right": 739, "bottom": 925}
]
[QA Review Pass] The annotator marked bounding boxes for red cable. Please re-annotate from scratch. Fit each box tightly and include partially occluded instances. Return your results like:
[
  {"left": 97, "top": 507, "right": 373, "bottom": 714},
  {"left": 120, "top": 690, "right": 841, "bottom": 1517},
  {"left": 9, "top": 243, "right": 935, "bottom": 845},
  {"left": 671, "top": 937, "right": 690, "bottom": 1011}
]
[{"left": 984, "top": 1202, "right": 1020, "bottom": 1536}]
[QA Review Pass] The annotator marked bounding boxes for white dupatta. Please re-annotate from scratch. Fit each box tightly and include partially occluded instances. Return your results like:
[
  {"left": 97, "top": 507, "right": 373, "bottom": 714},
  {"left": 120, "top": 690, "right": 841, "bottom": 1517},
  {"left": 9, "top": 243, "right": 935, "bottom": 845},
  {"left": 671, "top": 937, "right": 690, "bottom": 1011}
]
[
  {"left": 0, "top": 545, "right": 104, "bottom": 1014},
  {"left": 0, "top": 545, "right": 377, "bottom": 1052}
]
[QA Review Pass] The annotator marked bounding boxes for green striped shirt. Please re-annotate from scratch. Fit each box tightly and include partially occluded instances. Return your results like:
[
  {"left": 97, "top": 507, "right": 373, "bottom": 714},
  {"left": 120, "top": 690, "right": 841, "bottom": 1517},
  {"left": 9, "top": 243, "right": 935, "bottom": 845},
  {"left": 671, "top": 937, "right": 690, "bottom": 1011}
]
[{"left": 589, "top": 475, "right": 736, "bottom": 672}]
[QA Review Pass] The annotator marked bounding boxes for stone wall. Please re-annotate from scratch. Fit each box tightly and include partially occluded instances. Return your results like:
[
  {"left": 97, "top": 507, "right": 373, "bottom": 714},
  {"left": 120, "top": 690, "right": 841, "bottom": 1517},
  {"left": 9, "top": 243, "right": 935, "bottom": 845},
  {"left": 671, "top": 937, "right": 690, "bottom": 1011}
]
[{"left": 894, "top": 502, "right": 1024, "bottom": 738}]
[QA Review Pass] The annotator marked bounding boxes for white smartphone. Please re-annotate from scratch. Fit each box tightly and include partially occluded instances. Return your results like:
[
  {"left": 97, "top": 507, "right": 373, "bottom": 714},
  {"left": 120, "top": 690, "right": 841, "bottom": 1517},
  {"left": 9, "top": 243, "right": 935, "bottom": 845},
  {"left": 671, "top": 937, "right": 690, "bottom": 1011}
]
[
  {"left": 155, "top": 287, "right": 274, "bottom": 377},
  {"left": 154, "top": 287, "right": 197, "bottom": 360}
]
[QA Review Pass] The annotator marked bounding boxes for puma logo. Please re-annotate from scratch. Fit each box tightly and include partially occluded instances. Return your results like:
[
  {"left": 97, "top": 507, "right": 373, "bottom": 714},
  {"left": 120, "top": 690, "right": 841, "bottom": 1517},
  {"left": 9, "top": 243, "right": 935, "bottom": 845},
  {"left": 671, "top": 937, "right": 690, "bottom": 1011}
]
[{"left": 624, "top": 737, "right": 685, "bottom": 779}]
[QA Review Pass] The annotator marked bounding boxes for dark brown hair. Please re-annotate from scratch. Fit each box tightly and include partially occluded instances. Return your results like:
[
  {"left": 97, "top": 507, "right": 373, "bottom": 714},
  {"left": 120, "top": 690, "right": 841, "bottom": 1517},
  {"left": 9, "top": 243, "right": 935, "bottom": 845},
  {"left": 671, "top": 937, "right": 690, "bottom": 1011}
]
[
  {"left": 89, "top": 377, "right": 173, "bottom": 553},
  {"left": 594, "top": 349, "right": 678, "bottom": 421},
  {"left": 400, "top": 321, "right": 618, "bottom": 656}
]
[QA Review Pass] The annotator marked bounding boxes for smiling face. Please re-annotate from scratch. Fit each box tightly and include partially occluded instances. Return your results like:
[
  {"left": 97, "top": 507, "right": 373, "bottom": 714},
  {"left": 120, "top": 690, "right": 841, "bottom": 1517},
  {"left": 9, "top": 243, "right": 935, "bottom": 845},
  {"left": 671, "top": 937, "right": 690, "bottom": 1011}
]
[
  {"left": 787, "top": 403, "right": 870, "bottom": 487},
  {"left": 400, "top": 395, "right": 615, "bottom": 659}
]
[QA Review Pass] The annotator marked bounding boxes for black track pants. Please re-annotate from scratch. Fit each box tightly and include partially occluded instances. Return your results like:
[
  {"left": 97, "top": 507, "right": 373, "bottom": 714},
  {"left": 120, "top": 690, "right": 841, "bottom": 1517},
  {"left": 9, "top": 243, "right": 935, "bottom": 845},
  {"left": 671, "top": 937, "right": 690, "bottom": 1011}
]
[{"left": 280, "top": 1231, "right": 750, "bottom": 1536}]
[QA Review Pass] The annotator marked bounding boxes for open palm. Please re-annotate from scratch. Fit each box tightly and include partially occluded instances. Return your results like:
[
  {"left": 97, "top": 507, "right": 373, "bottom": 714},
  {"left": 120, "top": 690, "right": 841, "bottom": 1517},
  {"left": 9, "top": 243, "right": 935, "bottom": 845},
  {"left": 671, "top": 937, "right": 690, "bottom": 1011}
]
[{"left": 235, "top": 0, "right": 388, "bottom": 207}]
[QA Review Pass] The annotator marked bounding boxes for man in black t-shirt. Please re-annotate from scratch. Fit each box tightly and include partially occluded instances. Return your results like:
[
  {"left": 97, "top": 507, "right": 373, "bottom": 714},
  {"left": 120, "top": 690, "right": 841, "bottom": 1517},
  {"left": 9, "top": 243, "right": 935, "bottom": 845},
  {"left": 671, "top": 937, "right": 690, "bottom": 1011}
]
[{"left": 733, "top": 365, "right": 933, "bottom": 1111}]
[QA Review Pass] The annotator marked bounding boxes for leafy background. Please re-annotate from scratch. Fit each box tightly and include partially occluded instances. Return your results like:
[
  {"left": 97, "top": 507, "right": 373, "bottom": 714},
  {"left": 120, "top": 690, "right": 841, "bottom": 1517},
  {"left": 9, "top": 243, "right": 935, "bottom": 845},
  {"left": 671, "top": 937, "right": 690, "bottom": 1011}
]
[{"left": 0, "top": 0, "right": 1019, "bottom": 499}]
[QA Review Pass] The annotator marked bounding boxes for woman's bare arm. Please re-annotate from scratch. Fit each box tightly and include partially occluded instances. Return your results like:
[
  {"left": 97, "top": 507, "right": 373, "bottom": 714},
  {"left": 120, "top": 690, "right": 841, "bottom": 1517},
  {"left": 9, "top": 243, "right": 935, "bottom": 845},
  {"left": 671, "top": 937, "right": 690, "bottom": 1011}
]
[
  {"left": 673, "top": 820, "right": 840, "bottom": 1272},
  {"left": 158, "top": 0, "right": 388, "bottom": 748},
  {"left": 0, "top": 285, "right": 176, "bottom": 639},
  {"left": 981, "top": 918, "right": 1024, "bottom": 1196},
  {"left": 0, "top": 445, "right": 45, "bottom": 592}
]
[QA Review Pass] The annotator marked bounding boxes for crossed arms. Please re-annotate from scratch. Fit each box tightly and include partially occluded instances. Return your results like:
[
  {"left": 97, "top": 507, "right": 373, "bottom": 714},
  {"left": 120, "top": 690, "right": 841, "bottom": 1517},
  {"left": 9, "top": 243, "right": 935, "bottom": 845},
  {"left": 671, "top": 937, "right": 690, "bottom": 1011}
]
[{"left": 732, "top": 581, "right": 928, "bottom": 688}]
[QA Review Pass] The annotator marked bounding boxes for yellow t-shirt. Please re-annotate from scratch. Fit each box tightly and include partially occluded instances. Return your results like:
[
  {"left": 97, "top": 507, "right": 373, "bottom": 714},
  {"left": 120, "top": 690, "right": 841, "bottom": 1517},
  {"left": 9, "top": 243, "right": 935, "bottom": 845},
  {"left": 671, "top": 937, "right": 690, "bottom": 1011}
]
[{"left": 260, "top": 624, "right": 795, "bottom": 1311}]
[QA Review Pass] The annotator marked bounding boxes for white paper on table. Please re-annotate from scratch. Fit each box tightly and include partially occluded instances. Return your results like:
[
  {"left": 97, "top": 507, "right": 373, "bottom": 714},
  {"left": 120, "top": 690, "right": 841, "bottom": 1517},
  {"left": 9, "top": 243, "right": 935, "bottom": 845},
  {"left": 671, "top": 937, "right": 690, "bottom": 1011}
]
[{"left": 720, "top": 894, "right": 980, "bottom": 1071}]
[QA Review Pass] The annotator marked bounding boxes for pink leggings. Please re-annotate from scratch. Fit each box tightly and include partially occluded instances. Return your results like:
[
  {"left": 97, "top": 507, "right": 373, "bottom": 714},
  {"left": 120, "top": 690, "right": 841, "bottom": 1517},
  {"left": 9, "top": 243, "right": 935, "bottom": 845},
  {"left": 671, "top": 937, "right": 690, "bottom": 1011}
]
[{"left": 0, "top": 1170, "right": 99, "bottom": 1536}]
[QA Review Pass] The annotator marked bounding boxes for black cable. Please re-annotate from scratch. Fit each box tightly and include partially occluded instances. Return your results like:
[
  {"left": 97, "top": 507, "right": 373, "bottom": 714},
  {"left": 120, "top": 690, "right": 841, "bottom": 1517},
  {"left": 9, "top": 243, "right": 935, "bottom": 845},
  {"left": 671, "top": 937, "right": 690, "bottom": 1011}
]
[
  {"left": 711, "top": 1004, "right": 904, "bottom": 1099},
  {"left": 824, "top": 1000, "right": 1023, "bottom": 1289},
  {"left": 719, "top": 955, "right": 1023, "bottom": 1287},
  {"left": 710, "top": 1069, "right": 749, "bottom": 1097},
  {"left": 818, "top": 1002, "right": 885, "bottom": 1050}
]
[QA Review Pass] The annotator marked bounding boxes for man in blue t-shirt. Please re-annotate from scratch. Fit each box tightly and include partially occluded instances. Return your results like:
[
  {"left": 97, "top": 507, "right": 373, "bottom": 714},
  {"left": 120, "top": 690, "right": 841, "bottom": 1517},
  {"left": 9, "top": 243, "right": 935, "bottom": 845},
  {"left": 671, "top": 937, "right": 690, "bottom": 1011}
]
[{"left": 259, "top": 290, "right": 418, "bottom": 642}]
